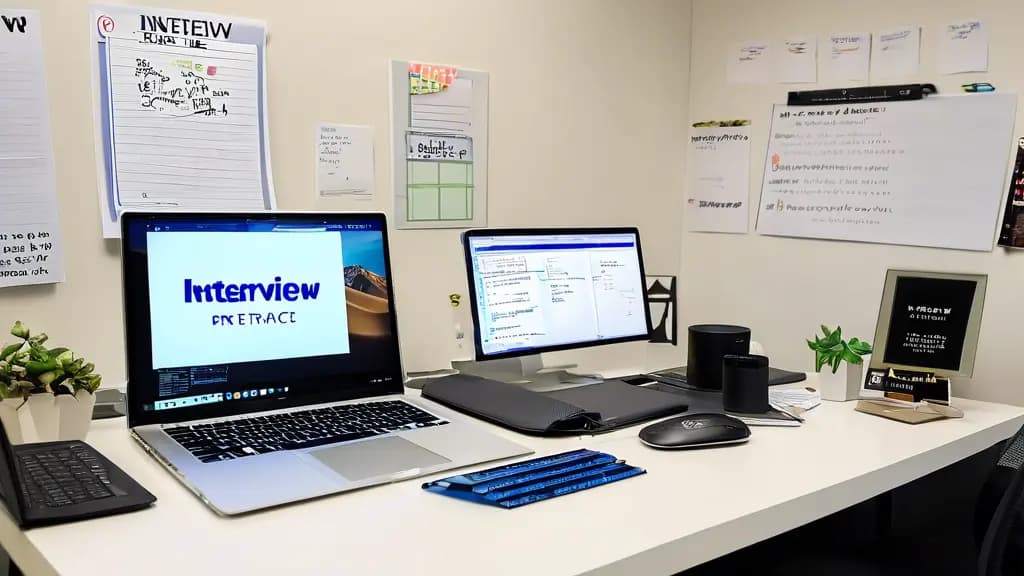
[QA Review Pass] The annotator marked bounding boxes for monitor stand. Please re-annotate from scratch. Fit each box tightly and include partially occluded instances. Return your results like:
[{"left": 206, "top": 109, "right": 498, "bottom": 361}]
[{"left": 452, "top": 355, "right": 603, "bottom": 392}]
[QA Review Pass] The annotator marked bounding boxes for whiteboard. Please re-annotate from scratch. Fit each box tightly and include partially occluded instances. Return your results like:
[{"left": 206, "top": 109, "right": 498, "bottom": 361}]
[{"left": 756, "top": 94, "right": 1017, "bottom": 251}]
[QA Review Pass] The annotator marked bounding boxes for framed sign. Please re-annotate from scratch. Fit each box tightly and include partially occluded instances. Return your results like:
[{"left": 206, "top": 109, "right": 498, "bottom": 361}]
[{"left": 870, "top": 270, "right": 987, "bottom": 378}]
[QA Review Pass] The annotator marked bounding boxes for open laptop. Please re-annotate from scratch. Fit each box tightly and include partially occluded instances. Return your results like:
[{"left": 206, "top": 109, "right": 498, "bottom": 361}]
[{"left": 120, "top": 212, "right": 531, "bottom": 515}]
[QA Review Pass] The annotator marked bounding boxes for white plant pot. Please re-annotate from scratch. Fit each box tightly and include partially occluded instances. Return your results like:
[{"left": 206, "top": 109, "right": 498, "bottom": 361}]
[
  {"left": 818, "top": 362, "right": 864, "bottom": 402},
  {"left": 26, "top": 393, "right": 59, "bottom": 442},
  {"left": 0, "top": 398, "right": 25, "bottom": 445},
  {"left": 57, "top": 390, "right": 96, "bottom": 441}
]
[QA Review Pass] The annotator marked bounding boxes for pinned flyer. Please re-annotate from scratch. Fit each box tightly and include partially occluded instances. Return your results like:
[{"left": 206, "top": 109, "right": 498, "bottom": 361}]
[
  {"left": 937, "top": 19, "right": 988, "bottom": 74},
  {"left": 89, "top": 5, "right": 275, "bottom": 238},
  {"left": 686, "top": 120, "right": 751, "bottom": 234},
  {"left": 390, "top": 60, "right": 488, "bottom": 229}
]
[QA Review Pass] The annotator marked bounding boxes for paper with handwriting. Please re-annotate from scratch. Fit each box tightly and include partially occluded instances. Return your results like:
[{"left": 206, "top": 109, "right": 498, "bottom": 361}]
[
  {"left": 0, "top": 9, "right": 64, "bottom": 287},
  {"left": 90, "top": 5, "right": 274, "bottom": 238}
]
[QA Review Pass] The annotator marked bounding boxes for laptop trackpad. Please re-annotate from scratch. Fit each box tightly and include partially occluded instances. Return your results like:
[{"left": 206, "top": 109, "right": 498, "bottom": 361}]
[{"left": 310, "top": 436, "right": 450, "bottom": 481}]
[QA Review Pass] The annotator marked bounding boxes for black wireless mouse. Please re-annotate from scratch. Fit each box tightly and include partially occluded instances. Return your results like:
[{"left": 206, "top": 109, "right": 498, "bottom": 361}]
[{"left": 639, "top": 413, "right": 751, "bottom": 449}]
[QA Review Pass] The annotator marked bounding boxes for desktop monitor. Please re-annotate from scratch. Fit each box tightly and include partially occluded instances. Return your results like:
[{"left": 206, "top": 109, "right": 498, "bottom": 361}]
[{"left": 462, "top": 227, "right": 652, "bottom": 362}]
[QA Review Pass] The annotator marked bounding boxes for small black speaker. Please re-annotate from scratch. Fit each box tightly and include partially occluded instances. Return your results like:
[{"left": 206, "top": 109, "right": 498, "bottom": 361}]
[
  {"left": 686, "top": 324, "right": 751, "bottom": 390},
  {"left": 722, "top": 354, "right": 770, "bottom": 413}
]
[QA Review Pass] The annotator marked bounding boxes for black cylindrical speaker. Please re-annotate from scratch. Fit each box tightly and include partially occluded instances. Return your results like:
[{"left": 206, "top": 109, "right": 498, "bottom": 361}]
[
  {"left": 686, "top": 324, "right": 751, "bottom": 390},
  {"left": 722, "top": 354, "right": 770, "bottom": 413}
]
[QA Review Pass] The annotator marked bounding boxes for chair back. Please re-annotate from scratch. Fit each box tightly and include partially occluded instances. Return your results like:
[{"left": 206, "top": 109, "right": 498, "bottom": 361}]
[{"left": 978, "top": 423, "right": 1024, "bottom": 576}]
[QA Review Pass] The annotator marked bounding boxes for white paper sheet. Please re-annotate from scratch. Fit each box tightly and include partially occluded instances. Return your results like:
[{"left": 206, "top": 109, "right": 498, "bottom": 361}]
[
  {"left": 316, "top": 124, "right": 374, "bottom": 200},
  {"left": 411, "top": 77, "right": 473, "bottom": 133},
  {"left": 0, "top": 9, "right": 64, "bottom": 287},
  {"left": 757, "top": 95, "right": 1017, "bottom": 251},
  {"left": 90, "top": 6, "right": 273, "bottom": 238},
  {"left": 937, "top": 19, "right": 988, "bottom": 74},
  {"left": 686, "top": 123, "right": 751, "bottom": 234},
  {"left": 825, "top": 33, "right": 870, "bottom": 81},
  {"left": 871, "top": 26, "right": 920, "bottom": 80},
  {"left": 727, "top": 41, "right": 771, "bottom": 84},
  {"left": 777, "top": 36, "right": 816, "bottom": 84}
]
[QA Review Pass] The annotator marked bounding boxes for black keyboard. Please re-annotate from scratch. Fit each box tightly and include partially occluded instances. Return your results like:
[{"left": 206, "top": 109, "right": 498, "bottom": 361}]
[
  {"left": 18, "top": 446, "right": 123, "bottom": 509},
  {"left": 166, "top": 400, "right": 450, "bottom": 463}
]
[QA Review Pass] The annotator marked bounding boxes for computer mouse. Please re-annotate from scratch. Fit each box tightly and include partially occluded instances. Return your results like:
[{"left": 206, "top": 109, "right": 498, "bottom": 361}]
[{"left": 639, "top": 413, "right": 750, "bottom": 449}]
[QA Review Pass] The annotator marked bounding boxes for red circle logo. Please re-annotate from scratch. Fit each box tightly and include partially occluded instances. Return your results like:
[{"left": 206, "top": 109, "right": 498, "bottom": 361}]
[{"left": 97, "top": 15, "right": 115, "bottom": 36}]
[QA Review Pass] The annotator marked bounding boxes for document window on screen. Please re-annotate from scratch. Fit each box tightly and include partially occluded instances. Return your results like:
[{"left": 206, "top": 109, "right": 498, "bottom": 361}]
[
  {"left": 129, "top": 216, "right": 398, "bottom": 416},
  {"left": 467, "top": 233, "right": 648, "bottom": 356}
]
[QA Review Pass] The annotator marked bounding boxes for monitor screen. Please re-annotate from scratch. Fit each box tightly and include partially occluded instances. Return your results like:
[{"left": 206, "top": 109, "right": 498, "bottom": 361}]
[
  {"left": 121, "top": 213, "right": 403, "bottom": 427},
  {"left": 462, "top": 228, "right": 652, "bottom": 359}
]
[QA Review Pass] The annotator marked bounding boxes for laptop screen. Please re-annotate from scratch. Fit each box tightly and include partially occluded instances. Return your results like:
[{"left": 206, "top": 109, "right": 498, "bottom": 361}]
[{"left": 121, "top": 213, "right": 403, "bottom": 427}]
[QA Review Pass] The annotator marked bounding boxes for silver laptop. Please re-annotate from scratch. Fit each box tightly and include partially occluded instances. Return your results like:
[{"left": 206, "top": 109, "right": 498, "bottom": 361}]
[{"left": 120, "top": 212, "right": 531, "bottom": 515}]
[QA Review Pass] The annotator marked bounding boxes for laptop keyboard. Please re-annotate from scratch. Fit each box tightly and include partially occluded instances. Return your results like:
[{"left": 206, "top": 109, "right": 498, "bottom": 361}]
[
  {"left": 18, "top": 446, "right": 120, "bottom": 508},
  {"left": 165, "top": 400, "right": 450, "bottom": 463}
]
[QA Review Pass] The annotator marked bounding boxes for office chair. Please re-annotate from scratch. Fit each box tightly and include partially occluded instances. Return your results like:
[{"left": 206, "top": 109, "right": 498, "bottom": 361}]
[{"left": 977, "top": 424, "right": 1024, "bottom": 576}]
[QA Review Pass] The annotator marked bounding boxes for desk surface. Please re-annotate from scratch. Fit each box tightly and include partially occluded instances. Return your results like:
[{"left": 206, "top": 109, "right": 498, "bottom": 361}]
[{"left": 3, "top": 380, "right": 1022, "bottom": 576}]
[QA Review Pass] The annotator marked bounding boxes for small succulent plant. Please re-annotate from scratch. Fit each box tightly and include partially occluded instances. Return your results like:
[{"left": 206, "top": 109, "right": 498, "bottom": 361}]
[
  {"left": 0, "top": 321, "right": 101, "bottom": 400},
  {"left": 807, "top": 325, "right": 872, "bottom": 374}
]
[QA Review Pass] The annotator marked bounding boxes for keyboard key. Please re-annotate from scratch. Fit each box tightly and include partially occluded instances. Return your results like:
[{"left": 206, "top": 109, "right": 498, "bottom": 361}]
[{"left": 169, "top": 400, "right": 450, "bottom": 462}]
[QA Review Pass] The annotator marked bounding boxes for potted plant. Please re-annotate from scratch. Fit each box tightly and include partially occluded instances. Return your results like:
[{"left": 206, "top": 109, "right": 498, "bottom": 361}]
[
  {"left": 807, "top": 325, "right": 872, "bottom": 402},
  {"left": 0, "top": 321, "right": 102, "bottom": 443}
]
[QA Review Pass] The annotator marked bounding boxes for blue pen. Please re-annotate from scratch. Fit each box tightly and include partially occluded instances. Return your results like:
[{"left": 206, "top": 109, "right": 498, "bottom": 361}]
[{"left": 962, "top": 82, "right": 995, "bottom": 92}]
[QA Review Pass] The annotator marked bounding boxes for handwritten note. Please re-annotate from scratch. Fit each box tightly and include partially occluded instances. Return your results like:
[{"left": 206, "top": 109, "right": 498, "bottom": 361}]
[
  {"left": 407, "top": 133, "right": 473, "bottom": 161},
  {"left": 727, "top": 41, "right": 771, "bottom": 84},
  {"left": 687, "top": 122, "right": 751, "bottom": 234},
  {"left": 777, "top": 37, "right": 816, "bottom": 84},
  {"left": 825, "top": 33, "right": 870, "bottom": 81},
  {"left": 937, "top": 19, "right": 988, "bottom": 74},
  {"left": 0, "top": 9, "right": 64, "bottom": 287},
  {"left": 91, "top": 6, "right": 273, "bottom": 237},
  {"left": 316, "top": 124, "right": 374, "bottom": 199},
  {"left": 871, "top": 26, "right": 920, "bottom": 80},
  {"left": 757, "top": 95, "right": 1017, "bottom": 251}
]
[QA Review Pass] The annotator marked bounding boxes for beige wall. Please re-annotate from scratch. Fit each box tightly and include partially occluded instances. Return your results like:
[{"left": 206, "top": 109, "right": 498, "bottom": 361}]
[
  {"left": 686, "top": 0, "right": 1024, "bottom": 404},
  {"left": 0, "top": 0, "right": 691, "bottom": 385}
]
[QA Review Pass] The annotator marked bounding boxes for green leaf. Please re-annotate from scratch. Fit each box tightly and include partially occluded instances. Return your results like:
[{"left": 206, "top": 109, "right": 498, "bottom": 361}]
[
  {"left": 849, "top": 340, "right": 872, "bottom": 354},
  {"left": 24, "top": 359, "right": 57, "bottom": 377},
  {"left": 807, "top": 339, "right": 817, "bottom": 351},
  {"left": 830, "top": 354, "right": 842, "bottom": 373},
  {"left": 10, "top": 321, "right": 28, "bottom": 340},
  {"left": 46, "top": 347, "right": 68, "bottom": 357},
  {"left": 820, "top": 325, "right": 832, "bottom": 339},
  {"left": 841, "top": 346, "right": 861, "bottom": 364},
  {"left": 28, "top": 342, "right": 50, "bottom": 362},
  {"left": 1, "top": 342, "right": 22, "bottom": 360},
  {"left": 37, "top": 369, "right": 64, "bottom": 387}
]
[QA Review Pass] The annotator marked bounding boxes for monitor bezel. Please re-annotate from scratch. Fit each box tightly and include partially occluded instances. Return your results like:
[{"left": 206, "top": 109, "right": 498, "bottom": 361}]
[
  {"left": 461, "top": 226, "right": 654, "bottom": 361},
  {"left": 120, "top": 211, "right": 405, "bottom": 428}
]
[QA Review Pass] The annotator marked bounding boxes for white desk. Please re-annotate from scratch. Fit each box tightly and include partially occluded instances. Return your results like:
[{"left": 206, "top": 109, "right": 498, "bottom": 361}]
[{"left": 2, "top": 382, "right": 1022, "bottom": 576}]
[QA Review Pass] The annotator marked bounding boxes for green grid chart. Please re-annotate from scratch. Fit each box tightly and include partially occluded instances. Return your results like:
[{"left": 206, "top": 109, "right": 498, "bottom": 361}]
[{"left": 407, "top": 160, "right": 475, "bottom": 221}]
